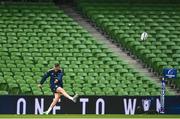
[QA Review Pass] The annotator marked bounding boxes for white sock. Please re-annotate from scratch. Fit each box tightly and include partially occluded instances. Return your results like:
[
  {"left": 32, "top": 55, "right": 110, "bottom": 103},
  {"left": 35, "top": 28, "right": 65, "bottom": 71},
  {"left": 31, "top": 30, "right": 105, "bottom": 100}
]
[
  {"left": 69, "top": 97, "right": 73, "bottom": 101},
  {"left": 46, "top": 107, "right": 52, "bottom": 114}
]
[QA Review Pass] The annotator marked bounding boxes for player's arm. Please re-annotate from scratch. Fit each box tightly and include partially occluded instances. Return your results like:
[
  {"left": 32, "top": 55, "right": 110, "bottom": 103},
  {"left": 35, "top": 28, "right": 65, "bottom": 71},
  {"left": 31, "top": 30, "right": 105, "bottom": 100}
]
[{"left": 38, "top": 71, "right": 50, "bottom": 87}]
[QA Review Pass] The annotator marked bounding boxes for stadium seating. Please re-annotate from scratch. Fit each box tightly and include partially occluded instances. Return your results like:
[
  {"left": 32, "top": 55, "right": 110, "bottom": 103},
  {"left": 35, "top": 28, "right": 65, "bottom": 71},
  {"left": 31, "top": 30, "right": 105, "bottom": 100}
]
[
  {"left": 0, "top": 2, "right": 174, "bottom": 96},
  {"left": 76, "top": 0, "right": 180, "bottom": 91}
]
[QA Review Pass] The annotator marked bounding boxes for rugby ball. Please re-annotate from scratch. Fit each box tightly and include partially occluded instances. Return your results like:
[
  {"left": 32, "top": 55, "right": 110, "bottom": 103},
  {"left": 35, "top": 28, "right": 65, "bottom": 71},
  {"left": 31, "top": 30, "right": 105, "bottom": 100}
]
[{"left": 141, "top": 32, "right": 148, "bottom": 41}]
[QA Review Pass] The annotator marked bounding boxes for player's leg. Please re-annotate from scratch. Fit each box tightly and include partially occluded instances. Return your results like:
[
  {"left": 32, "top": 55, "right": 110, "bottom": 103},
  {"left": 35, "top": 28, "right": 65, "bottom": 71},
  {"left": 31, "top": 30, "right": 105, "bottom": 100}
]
[
  {"left": 44, "top": 93, "right": 61, "bottom": 114},
  {"left": 56, "top": 87, "right": 78, "bottom": 102}
]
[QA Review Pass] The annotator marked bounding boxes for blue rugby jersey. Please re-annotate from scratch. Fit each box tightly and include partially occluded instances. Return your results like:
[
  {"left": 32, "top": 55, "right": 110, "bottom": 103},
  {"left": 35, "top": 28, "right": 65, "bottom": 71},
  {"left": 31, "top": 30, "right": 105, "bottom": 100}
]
[{"left": 40, "top": 69, "right": 64, "bottom": 88}]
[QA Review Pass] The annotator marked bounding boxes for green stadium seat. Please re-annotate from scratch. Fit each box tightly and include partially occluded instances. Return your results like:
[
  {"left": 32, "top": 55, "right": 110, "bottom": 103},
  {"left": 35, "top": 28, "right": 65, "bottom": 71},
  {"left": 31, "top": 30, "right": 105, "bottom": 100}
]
[
  {"left": 0, "top": 91, "right": 8, "bottom": 95},
  {"left": 8, "top": 83, "right": 19, "bottom": 95},
  {"left": 0, "top": 78, "right": 7, "bottom": 90}
]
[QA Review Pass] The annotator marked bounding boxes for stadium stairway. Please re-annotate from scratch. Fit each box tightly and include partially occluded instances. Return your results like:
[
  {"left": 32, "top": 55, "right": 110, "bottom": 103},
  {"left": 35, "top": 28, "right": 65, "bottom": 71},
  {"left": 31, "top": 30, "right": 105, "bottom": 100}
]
[{"left": 60, "top": 5, "right": 177, "bottom": 95}]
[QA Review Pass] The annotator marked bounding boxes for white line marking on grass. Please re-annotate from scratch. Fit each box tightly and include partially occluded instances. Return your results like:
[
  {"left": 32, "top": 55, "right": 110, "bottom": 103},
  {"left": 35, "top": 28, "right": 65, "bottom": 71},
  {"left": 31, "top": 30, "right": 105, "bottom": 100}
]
[{"left": 0, "top": 117, "right": 178, "bottom": 119}]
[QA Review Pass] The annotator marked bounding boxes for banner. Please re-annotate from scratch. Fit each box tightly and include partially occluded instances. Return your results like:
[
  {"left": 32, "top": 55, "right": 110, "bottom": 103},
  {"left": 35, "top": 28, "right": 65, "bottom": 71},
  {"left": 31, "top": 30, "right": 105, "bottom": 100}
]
[{"left": 0, "top": 96, "right": 180, "bottom": 114}]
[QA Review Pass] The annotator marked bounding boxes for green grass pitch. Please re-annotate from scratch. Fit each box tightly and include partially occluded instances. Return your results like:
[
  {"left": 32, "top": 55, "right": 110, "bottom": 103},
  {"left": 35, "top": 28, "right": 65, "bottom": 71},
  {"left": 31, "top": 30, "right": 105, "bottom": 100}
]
[{"left": 0, "top": 114, "right": 180, "bottom": 118}]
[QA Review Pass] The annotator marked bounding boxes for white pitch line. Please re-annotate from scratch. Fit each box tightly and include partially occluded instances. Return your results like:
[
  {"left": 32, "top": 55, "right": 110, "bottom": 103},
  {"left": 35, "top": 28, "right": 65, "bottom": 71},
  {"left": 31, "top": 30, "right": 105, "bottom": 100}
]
[{"left": 0, "top": 117, "right": 179, "bottom": 119}]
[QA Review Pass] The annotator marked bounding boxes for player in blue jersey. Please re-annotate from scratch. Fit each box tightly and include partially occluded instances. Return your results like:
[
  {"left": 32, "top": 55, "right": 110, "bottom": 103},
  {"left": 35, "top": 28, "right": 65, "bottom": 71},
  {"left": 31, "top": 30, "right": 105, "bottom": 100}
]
[{"left": 38, "top": 63, "right": 78, "bottom": 114}]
